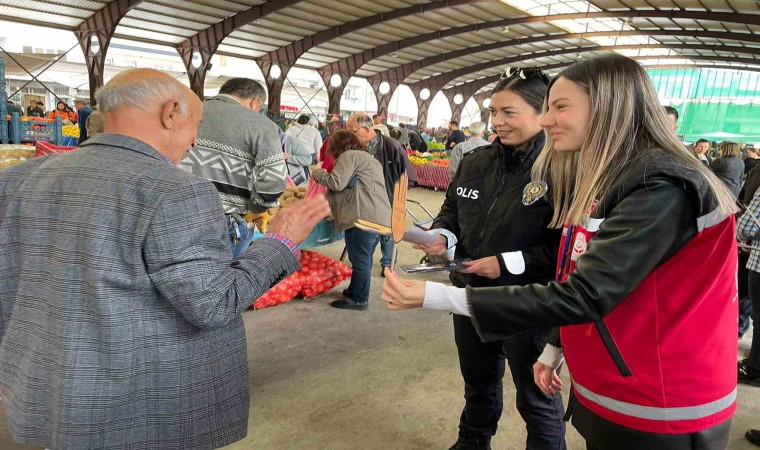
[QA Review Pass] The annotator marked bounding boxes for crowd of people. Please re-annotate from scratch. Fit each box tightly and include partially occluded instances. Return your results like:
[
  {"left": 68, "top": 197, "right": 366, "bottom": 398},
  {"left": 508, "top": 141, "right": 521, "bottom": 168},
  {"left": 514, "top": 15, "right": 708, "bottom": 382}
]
[
  {"left": 5, "top": 97, "right": 103, "bottom": 143},
  {"left": 0, "top": 53, "right": 758, "bottom": 450}
]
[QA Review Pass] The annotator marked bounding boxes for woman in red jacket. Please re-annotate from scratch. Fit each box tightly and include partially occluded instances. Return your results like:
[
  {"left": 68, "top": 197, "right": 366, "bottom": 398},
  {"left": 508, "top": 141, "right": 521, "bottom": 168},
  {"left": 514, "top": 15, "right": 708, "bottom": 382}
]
[{"left": 382, "top": 54, "right": 738, "bottom": 450}]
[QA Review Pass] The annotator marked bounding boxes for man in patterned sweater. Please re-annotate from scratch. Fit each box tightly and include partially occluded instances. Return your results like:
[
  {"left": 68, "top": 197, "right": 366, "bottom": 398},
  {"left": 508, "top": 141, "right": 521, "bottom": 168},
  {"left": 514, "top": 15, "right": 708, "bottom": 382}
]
[{"left": 181, "top": 78, "right": 287, "bottom": 256}]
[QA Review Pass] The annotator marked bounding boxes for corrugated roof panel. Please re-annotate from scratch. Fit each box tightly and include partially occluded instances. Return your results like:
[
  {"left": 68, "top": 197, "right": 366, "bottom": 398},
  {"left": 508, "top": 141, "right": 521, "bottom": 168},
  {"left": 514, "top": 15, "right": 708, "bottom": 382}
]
[
  {"left": 274, "top": 1, "right": 359, "bottom": 27},
  {"left": 227, "top": 30, "right": 300, "bottom": 48},
  {"left": 118, "top": 18, "right": 197, "bottom": 37},
  {"left": 0, "top": 0, "right": 92, "bottom": 18},
  {"left": 292, "top": 59, "right": 326, "bottom": 69},
  {"left": 0, "top": 5, "right": 82, "bottom": 27},
  {"left": 215, "top": 37, "right": 265, "bottom": 52},
  {"left": 113, "top": 26, "right": 188, "bottom": 45},
  {"left": 216, "top": 44, "right": 264, "bottom": 59},
  {"left": 149, "top": 0, "right": 232, "bottom": 18},
  {"left": 319, "top": 36, "right": 390, "bottom": 52},
  {"left": 137, "top": 4, "right": 223, "bottom": 24},
  {"left": 126, "top": 10, "right": 211, "bottom": 30},
  {"left": 189, "top": 0, "right": 253, "bottom": 13}
]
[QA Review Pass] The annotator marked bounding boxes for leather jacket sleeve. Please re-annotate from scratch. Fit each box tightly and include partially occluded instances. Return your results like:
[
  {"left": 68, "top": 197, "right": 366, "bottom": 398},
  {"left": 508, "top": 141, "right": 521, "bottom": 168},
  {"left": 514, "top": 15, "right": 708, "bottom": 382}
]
[
  {"left": 467, "top": 179, "right": 698, "bottom": 342},
  {"left": 431, "top": 168, "right": 462, "bottom": 238},
  {"left": 497, "top": 226, "right": 562, "bottom": 280}
]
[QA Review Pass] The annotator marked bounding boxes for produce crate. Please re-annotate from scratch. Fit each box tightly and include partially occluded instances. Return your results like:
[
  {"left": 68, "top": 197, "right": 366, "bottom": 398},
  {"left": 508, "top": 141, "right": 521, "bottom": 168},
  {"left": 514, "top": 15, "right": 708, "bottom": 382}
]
[
  {"left": 12, "top": 116, "right": 64, "bottom": 145},
  {"left": 34, "top": 141, "right": 78, "bottom": 158}
]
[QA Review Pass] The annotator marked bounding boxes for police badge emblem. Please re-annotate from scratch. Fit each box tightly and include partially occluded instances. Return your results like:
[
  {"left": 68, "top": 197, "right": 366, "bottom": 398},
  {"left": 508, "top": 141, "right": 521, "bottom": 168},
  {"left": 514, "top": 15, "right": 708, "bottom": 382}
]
[{"left": 522, "top": 180, "right": 548, "bottom": 205}]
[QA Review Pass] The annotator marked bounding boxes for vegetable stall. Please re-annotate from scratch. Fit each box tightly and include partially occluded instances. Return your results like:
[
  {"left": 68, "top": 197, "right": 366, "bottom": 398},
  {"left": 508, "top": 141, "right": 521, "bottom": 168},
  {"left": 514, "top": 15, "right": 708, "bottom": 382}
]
[{"left": 408, "top": 141, "right": 451, "bottom": 190}]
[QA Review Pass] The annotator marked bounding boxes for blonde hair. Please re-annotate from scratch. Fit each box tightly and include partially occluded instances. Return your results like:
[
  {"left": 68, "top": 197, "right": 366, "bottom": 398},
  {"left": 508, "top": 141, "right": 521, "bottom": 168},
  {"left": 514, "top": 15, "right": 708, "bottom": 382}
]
[
  {"left": 532, "top": 55, "right": 737, "bottom": 227},
  {"left": 718, "top": 141, "right": 741, "bottom": 158}
]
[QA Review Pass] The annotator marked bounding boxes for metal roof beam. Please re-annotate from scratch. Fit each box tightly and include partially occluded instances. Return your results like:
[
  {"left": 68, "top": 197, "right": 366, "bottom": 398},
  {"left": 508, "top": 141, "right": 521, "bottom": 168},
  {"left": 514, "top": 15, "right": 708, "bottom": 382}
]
[
  {"left": 370, "top": 29, "right": 760, "bottom": 84},
  {"left": 258, "top": 0, "right": 495, "bottom": 71},
  {"left": 438, "top": 59, "right": 760, "bottom": 126},
  {"left": 412, "top": 43, "right": 760, "bottom": 92},
  {"left": 176, "top": 0, "right": 301, "bottom": 98},
  {"left": 440, "top": 59, "right": 760, "bottom": 111},
  {"left": 74, "top": 0, "right": 145, "bottom": 105},
  {"left": 322, "top": 10, "right": 758, "bottom": 81}
]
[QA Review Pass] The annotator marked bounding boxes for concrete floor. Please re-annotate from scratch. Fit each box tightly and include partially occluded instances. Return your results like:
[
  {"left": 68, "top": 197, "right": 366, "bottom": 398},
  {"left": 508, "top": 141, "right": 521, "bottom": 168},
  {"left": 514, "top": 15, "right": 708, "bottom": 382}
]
[{"left": 1, "top": 187, "right": 759, "bottom": 450}]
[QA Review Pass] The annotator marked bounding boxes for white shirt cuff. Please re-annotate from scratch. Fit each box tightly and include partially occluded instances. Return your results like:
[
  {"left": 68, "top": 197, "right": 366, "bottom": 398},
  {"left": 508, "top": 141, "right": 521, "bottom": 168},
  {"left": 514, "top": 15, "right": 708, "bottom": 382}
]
[
  {"left": 537, "top": 344, "right": 565, "bottom": 369},
  {"left": 501, "top": 251, "right": 525, "bottom": 275},
  {"left": 423, "top": 282, "right": 471, "bottom": 317}
]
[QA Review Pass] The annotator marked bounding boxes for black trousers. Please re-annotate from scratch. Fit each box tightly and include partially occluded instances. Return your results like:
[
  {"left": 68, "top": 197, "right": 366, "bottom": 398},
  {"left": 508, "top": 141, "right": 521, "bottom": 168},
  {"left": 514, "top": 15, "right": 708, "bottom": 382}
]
[
  {"left": 747, "top": 270, "right": 760, "bottom": 372},
  {"left": 578, "top": 402, "right": 731, "bottom": 450},
  {"left": 453, "top": 314, "right": 566, "bottom": 450},
  {"left": 739, "top": 252, "right": 752, "bottom": 337}
]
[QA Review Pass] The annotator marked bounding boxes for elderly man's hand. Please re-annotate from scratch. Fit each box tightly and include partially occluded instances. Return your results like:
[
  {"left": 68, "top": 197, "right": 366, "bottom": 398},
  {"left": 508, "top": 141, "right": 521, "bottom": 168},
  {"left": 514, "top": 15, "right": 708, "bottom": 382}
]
[
  {"left": 381, "top": 269, "right": 426, "bottom": 310},
  {"left": 268, "top": 195, "right": 330, "bottom": 244}
]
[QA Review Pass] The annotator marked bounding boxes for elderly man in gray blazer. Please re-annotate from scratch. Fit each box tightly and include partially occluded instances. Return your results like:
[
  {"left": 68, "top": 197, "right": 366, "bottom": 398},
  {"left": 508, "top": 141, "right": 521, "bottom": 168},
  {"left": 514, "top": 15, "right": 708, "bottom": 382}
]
[{"left": 0, "top": 69, "right": 329, "bottom": 450}]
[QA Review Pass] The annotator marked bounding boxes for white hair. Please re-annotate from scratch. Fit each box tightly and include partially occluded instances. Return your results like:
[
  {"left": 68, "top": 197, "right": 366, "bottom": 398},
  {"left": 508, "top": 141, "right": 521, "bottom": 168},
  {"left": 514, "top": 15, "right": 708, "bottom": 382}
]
[
  {"left": 469, "top": 121, "right": 486, "bottom": 136},
  {"left": 96, "top": 75, "right": 189, "bottom": 115}
]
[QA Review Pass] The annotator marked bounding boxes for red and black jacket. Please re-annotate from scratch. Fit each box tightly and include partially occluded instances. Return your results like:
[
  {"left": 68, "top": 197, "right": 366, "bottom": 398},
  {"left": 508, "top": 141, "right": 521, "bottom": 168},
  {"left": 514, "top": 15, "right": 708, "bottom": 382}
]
[{"left": 466, "top": 153, "right": 737, "bottom": 436}]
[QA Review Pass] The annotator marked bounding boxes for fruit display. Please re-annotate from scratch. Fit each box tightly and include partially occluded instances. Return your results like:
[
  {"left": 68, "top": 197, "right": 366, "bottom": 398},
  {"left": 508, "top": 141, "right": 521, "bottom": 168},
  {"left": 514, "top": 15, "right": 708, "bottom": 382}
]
[
  {"left": 409, "top": 155, "right": 429, "bottom": 165},
  {"left": 19, "top": 117, "right": 54, "bottom": 123},
  {"left": 409, "top": 150, "right": 450, "bottom": 167},
  {"left": 427, "top": 142, "right": 446, "bottom": 150},
  {"left": 62, "top": 125, "right": 80, "bottom": 138},
  {"left": 252, "top": 250, "right": 352, "bottom": 309}
]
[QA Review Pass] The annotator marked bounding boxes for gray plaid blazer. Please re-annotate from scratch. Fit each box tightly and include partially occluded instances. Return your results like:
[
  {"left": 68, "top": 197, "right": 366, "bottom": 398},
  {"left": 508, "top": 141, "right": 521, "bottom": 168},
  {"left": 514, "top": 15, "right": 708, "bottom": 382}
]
[{"left": 0, "top": 134, "right": 299, "bottom": 449}]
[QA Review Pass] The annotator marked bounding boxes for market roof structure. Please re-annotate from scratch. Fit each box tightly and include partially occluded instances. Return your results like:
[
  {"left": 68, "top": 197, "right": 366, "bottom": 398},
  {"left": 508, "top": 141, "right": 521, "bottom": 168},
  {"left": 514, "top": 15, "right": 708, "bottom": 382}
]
[{"left": 1, "top": 0, "right": 758, "bottom": 125}]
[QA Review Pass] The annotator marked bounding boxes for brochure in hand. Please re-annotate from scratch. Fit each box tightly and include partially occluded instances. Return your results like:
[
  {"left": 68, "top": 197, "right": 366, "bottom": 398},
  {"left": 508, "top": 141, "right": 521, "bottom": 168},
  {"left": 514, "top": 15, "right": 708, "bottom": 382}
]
[{"left": 398, "top": 258, "right": 472, "bottom": 274}]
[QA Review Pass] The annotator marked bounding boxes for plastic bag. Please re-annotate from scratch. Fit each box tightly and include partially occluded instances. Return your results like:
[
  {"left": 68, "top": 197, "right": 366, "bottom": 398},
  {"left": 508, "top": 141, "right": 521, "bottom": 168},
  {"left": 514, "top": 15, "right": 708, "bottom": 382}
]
[
  {"left": 251, "top": 251, "right": 352, "bottom": 309},
  {"left": 251, "top": 272, "right": 303, "bottom": 310},
  {"left": 299, "top": 251, "right": 352, "bottom": 298},
  {"left": 305, "top": 180, "right": 328, "bottom": 199}
]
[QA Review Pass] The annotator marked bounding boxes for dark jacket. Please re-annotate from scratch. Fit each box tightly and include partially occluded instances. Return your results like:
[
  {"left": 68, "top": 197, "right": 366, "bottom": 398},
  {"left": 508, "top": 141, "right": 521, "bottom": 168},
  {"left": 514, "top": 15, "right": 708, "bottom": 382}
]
[
  {"left": 740, "top": 164, "right": 760, "bottom": 207},
  {"left": 744, "top": 157, "right": 760, "bottom": 175},
  {"left": 77, "top": 107, "right": 92, "bottom": 142},
  {"left": 466, "top": 153, "right": 711, "bottom": 337},
  {"left": 709, "top": 156, "right": 743, "bottom": 197},
  {"left": 409, "top": 131, "right": 427, "bottom": 152},
  {"left": 445, "top": 129, "right": 466, "bottom": 150},
  {"left": 26, "top": 106, "right": 44, "bottom": 117},
  {"left": 369, "top": 131, "right": 418, "bottom": 202},
  {"left": 431, "top": 132, "right": 560, "bottom": 289},
  {"left": 6, "top": 101, "right": 23, "bottom": 117}
]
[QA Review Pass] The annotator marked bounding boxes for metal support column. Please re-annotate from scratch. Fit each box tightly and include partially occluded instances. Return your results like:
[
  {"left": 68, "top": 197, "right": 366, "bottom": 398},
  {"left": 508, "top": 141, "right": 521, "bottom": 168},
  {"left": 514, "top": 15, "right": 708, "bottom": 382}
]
[
  {"left": 259, "top": 59, "right": 292, "bottom": 114},
  {"left": 473, "top": 92, "right": 491, "bottom": 124},
  {"left": 74, "top": 0, "right": 143, "bottom": 106},
  {"left": 319, "top": 70, "right": 347, "bottom": 116},
  {"left": 369, "top": 79, "right": 399, "bottom": 118}
]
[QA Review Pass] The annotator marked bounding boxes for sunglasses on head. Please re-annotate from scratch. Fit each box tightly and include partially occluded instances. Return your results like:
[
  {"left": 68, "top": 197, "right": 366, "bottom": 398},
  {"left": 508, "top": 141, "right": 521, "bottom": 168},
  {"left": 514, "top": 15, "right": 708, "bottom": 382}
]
[{"left": 501, "top": 67, "right": 550, "bottom": 84}]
